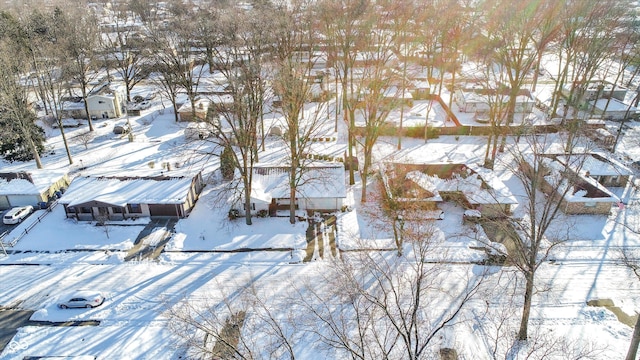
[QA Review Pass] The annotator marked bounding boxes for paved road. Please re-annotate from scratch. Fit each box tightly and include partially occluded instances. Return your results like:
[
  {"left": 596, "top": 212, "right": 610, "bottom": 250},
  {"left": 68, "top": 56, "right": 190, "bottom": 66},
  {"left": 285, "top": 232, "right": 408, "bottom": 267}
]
[{"left": 0, "top": 309, "right": 33, "bottom": 354}]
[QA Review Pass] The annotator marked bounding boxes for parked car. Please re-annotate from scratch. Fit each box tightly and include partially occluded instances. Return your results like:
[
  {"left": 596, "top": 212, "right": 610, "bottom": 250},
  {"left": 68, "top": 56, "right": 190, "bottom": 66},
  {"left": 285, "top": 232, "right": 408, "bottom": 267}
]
[
  {"left": 113, "top": 125, "right": 130, "bottom": 135},
  {"left": 52, "top": 118, "right": 83, "bottom": 128},
  {"left": 57, "top": 290, "right": 105, "bottom": 309},
  {"left": 2, "top": 206, "right": 34, "bottom": 225}
]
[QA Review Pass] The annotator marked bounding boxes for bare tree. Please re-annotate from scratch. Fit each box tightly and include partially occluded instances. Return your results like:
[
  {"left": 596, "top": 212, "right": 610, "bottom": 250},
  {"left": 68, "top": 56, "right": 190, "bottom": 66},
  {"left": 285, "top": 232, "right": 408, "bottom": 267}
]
[
  {"left": 60, "top": 8, "right": 101, "bottom": 131},
  {"left": 295, "top": 221, "right": 483, "bottom": 359},
  {"left": 204, "top": 5, "right": 273, "bottom": 225},
  {"left": 317, "top": 0, "right": 370, "bottom": 186},
  {"left": 167, "top": 281, "right": 298, "bottom": 360},
  {"left": 270, "top": 0, "right": 332, "bottom": 224},
  {"left": 492, "top": 133, "right": 590, "bottom": 341},
  {"left": 100, "top": 1, "right": 152, "bottom": 102},
  {"left": 617, "top": 247, "right": 640, "bottom": 360},
  {"left": 72, "top": 131, "right": 95, "bottom": 150},
  {"left": 472, "top": 271, "right": 606, "bottom": 359},
  {"left": 151, "top": 12, "right": 205, "bottom": 122}
]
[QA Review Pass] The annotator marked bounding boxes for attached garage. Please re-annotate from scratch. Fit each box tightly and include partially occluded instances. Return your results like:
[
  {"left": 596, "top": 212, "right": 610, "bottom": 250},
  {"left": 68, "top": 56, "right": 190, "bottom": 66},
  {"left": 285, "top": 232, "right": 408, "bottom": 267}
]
[
  {"left": 0, "top": 196, "right": 9, "bottom": 209},
  {"left": 8, "top": 195, "right": 40, "bottom": 207},
  {"left": 149, "top": 204, "right": 183, "bottom": 217}
]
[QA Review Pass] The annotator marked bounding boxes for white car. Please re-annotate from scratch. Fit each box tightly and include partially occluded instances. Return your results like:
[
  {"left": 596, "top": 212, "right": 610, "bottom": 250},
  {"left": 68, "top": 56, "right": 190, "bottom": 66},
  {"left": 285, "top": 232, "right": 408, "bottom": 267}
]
[
  {"left": 58, "top": 290, "right": 105, "bottom": 309},
  {"left": 3, "top": 206, "right": 34, "bottom": 225}
]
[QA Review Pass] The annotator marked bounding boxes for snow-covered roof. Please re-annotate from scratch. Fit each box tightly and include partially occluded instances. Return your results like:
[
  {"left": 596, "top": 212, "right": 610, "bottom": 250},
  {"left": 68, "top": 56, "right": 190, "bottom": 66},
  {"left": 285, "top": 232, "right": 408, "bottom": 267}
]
[
  {"left": 534, "top": 155, "right": 619, "bottom": 203},
  {"left": 0, "top": 170, "right": 68, "bottom": 196},
  {"left": 60, "top": 175, "right": 198, "bottom": 208},
  {"left": 556, "top": 153, "right": 633, "bottom": 177},
  {"left": 405, "top": 166, "right": 517, "bottom": 205},
  {"left": 251, "top": 165, "right": 346, "bottom": 203},
  {"left": 383, "top": 86, "right": 413, "bottom": 99},
  {"left": 177, "top": 98, "right": 211, "bottom": 113},
  {"left": 591, "top": 98, "right": 637, "bottom": 112}
]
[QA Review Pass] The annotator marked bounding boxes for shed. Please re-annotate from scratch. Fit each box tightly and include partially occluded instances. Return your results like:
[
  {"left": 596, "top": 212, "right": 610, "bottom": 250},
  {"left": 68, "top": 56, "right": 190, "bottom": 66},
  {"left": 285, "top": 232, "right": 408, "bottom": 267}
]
[{"left": 177, "top": 98, "right": 212, "bottom": 122}]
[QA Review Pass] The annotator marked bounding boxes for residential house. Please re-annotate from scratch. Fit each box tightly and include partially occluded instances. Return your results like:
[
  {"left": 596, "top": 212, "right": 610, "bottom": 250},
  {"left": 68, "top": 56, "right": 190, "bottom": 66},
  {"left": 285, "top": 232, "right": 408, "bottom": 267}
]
[
  {"left": 556, "top": 153, "right": 633, "bottom": 188},
  {"left": 589, "top": 98, "right": 637, "bottom": 120},
  {"left": 0, "top": 170, "right": 70, "bottom": 210},
  {"left": 241, "top": 165, "right": 346, "bottom": 215},
  {"left": 410, "top": 78, "right": 431, "bottom": 100},
  {"left": 454, "top": 89, "right": 534, "bottom": 114},
  {"left": 61, "top": 84, "right": 125, "bottom": 119},
  {"left": 60, "top": 172, "right": 204, "bottom": 221},
  {"left": 562, "top": 81, "right": 628, "bottom": 103},
  {"left": 382, "top": 163, "right": 518, "bottom": 218},
  {"left": 520, "top": 154, "right": 619, "bottom": 215}
]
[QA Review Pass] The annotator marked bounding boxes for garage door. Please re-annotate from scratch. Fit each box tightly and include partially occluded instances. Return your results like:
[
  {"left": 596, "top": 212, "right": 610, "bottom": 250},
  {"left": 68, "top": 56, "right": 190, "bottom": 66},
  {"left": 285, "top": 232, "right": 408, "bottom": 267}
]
[
  {"left": 148, "top": 204, "right": 179, "bottom": 217},
  {"left": 9, "top": 195, "right": 39, "bottom": 207},
  {"left": 0, "top": 196, "right": 10, "bottom": 210}
]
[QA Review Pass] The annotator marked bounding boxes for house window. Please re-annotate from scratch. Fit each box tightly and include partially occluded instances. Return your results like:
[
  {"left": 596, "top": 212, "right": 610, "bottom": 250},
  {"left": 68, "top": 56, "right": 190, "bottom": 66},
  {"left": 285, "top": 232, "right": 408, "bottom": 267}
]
[
  {"left": 66, "top": 206, "right": 76, "bottom": 213},
  {"left": 80, "top": 207, "right": 92, "bottom": 213},
  {"left": 584, "top": 202, "right": 597, "bottom": 208},
  {"left": 128, "top": 204, "right": 142, "bottom": 213},
  {"left": 112, "top": 207, "right": 123, "bottom": 213}
]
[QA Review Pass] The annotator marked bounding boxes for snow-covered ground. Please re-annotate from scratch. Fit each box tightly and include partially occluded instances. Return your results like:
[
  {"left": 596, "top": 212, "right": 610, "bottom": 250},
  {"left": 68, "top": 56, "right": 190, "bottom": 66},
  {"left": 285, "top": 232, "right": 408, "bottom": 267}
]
[{"left": 1, "top": 82, "right": 640, "bottom": 359}]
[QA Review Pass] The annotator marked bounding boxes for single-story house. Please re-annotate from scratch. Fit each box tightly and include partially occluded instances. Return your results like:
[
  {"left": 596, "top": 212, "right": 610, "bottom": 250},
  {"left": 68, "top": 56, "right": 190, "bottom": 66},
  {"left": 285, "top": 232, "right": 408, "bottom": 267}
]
[
  {"left": 177, "top": 98, "right": 212, "bottom": 122},
  {"left": 520, "top": 154, "right": 619, "bottom": 215},
  {"left": 241, "top": 165, "right": 346, "bottom": 215},
  {"left": 589, "top": 98, "right": 637, "bottom": 120},
  {"left": 556, "top": 153, "right": 633, "bottom": 188},
  {"left": 382, "top": 163, "right": 518, "bottom": 218},
  {"left": 454, "top": 89, "right": 534, "bottom": 114},
  {"left": 562, "top": 81, "right": 628, "bottom": 102},
  {"left": 59, "top": 172, "right": 204, "bottom": 221},
  {"left": 209, "top": 94, "right": 235, "bottom": 113},
  {"left": 0, "top": 170, "right": 70, "bottom": 210}
]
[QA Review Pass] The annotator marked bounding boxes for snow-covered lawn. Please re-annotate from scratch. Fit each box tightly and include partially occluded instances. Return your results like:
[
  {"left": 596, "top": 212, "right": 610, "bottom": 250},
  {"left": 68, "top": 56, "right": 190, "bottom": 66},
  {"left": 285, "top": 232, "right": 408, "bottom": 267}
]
[{"left": 1, "top": 85, "right": 640, "bottom": 359}]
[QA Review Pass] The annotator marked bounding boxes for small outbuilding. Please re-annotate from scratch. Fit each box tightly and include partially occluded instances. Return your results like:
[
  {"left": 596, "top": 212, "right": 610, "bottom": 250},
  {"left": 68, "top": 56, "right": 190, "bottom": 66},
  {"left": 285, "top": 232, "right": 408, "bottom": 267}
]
[{"left": 177, "top": 98, "right": 213, "bottom": 122}]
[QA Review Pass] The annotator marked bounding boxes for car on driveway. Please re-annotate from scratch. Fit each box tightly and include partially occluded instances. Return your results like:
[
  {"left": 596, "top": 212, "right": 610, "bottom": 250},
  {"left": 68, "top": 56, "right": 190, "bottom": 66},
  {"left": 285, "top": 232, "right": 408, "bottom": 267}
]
[
  {"left": 2, "top": 206, "right": 34, "bottom": 225},
  {"left": 57, "top": 291, "right": 105, "bottom": 309}
]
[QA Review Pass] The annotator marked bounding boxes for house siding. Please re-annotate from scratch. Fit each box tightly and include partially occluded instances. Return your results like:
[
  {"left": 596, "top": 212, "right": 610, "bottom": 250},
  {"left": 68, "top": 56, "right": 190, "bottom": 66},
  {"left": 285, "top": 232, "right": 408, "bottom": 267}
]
[{"left": 562, "top": 200, "right": 612, "bottom": 215}]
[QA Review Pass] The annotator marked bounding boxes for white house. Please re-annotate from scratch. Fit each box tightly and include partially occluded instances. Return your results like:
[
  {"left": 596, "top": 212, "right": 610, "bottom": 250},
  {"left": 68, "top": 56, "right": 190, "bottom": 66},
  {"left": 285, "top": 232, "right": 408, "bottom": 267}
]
[
  {"left": 454, "top": 89, "right": 534, "bottom": 114},
  {"left": 61, "top": 85, "right": 125, "bottom": 119},
  {"left": 241, "top": 165, "right": 346, "bottom": 215}
]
